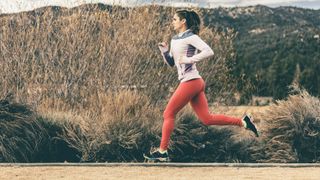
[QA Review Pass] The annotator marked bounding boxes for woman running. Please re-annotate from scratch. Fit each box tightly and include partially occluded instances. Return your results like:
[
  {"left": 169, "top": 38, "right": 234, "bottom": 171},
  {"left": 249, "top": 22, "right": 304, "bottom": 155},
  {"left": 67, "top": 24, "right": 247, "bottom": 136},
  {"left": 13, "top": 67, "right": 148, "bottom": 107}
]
[{"left": 144, "top": 9, "right": 259, "bottom": 162}]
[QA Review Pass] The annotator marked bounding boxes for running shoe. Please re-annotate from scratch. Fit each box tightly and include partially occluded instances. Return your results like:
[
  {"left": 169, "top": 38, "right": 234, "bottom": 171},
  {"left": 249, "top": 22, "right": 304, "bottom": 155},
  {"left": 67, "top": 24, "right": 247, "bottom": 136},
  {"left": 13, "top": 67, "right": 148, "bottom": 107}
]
[
  {"left": 143, "top": 149, "right": 170, "bottom": 162},
  {"left": 243, "top": 114, "right": 259, "bottom": 137}
]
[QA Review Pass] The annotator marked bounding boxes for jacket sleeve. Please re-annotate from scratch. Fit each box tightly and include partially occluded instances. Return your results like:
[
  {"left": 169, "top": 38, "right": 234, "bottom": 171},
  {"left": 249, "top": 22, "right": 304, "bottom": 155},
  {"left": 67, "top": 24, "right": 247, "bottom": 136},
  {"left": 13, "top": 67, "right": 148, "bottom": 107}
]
[
  {"left": 180, "top": 35, "right": 214, "bottom": 64},
  {"left": 161, "top": 51, "right": 175, "bottom": 67}
]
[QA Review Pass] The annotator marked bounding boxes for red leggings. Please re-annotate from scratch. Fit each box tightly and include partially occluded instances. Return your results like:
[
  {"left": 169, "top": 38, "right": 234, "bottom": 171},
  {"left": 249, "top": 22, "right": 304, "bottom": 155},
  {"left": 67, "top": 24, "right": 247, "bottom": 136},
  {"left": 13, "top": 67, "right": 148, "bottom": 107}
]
[{"left": 160, "top": 78, "right": 243, "bottom": 150}]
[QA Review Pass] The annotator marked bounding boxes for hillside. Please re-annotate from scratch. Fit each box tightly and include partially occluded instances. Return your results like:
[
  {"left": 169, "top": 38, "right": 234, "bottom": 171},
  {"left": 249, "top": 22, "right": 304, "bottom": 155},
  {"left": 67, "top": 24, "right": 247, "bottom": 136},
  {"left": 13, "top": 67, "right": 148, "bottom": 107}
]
[{"left": 201, "top": 5, "right": 320, "bottom": 99}]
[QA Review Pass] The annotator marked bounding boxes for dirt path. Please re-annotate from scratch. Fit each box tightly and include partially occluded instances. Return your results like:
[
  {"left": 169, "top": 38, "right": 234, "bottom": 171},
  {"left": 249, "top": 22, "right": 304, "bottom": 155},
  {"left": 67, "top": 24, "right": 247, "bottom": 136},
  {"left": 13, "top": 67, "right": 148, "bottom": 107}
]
[{"left": 1, "top": 166, "right": 320, "bottom": 180}]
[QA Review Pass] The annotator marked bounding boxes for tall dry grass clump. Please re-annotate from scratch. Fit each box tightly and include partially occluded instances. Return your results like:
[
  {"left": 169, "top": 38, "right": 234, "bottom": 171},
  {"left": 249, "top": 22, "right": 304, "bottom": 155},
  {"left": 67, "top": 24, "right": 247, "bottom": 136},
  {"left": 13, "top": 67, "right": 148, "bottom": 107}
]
[
  {"left": 0, "top": 97, "right": 81, "bottom": 162},
  {"left": 35, "top": 111, "right": 84, "bottom": 162},
  {"left": 0, "top": 98, "right": 45, "bottom": 162},
  {"left": 253, "top": 87, "right": 320, "bottom": 163},
  {"left": 59, "top": 95, "right": 258, "bottom": 162},
  {"left": 59, "top": 90, "right": 163, "bottom": 162}
]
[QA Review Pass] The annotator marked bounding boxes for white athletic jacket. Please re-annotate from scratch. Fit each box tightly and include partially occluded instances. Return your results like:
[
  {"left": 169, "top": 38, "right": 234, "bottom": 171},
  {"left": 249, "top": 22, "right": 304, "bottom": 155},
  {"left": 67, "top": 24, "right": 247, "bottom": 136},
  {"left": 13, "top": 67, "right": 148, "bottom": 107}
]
[{"left": 160, "top": 29, "right": 214, "bottom": 82}]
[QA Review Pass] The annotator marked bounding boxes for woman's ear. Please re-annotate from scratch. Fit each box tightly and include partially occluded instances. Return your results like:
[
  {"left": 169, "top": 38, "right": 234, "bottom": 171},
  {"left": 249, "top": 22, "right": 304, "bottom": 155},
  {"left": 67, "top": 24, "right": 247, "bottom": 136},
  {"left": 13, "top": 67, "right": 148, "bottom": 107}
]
[{"left": 181, "top": 18, "right": 186, "bottom": 24}]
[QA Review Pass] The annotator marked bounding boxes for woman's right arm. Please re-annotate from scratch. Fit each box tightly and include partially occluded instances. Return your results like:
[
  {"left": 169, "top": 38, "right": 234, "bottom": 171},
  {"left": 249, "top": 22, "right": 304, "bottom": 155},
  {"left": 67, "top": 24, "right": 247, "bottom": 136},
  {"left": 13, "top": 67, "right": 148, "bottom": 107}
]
[
  {"left": 179, "top": 35, "right": 214, "bottom": 64},
  {"left": 158, "top": 42, "right": 175, "bottom": 67}
]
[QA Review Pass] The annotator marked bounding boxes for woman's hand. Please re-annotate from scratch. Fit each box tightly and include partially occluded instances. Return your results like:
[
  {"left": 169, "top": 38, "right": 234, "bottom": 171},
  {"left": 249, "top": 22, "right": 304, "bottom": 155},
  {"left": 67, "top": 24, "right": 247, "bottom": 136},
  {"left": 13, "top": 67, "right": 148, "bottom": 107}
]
[{"left": 158, "top": 42, "right": 169, "bottom": 53}]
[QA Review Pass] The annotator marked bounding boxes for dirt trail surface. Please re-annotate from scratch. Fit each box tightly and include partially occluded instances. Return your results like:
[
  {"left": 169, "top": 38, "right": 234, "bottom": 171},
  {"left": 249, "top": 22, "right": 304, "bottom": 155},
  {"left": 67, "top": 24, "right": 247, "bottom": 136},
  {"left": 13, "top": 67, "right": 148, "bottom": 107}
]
[{"left": 1, "top": 165, "right": 320, "bottom": 180}]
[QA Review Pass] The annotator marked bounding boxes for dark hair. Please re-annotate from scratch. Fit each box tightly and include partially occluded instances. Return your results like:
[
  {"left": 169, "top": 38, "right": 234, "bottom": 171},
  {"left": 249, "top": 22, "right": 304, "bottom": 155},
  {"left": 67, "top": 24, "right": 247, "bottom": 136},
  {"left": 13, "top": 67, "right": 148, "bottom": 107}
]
[{"left": 175, "top": 9, "right": 201, "bottom": 34}]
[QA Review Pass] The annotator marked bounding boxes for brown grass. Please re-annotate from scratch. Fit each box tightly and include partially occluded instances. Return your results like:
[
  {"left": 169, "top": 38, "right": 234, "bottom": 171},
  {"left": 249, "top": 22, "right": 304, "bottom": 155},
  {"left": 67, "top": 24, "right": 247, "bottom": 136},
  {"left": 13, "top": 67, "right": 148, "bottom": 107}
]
[
  {"left": 251, "top": 86, "right": 320, "bottom": 163},
  {"left": 0, "top": 4, "right": 237, "bottom": 111},
  {"left": 0, "top": 99, "right": 45, "bottom": 162}
]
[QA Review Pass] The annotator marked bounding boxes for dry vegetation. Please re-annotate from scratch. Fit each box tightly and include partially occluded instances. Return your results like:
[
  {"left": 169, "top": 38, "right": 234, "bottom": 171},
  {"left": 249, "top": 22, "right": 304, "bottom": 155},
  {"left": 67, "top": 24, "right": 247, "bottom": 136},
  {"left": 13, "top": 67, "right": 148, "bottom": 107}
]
[
  {"left": 0, "top": 4, "right": 319, "bottom": 163},
  {"left": 0, "top": 99, "right": 44, "bottom": 162},
  {"left": 0, "top": 4, "right": 237, "bottom": 108},
  {"left": 252, "top": 87, "right": 320, "bottom": 163}
]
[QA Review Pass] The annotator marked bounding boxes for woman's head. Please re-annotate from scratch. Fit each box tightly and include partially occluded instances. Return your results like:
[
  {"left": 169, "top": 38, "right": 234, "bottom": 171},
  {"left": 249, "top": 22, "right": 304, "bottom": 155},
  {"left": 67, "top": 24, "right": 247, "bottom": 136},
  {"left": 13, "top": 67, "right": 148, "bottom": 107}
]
[{"left": 172, "top": 9, "right": 201, "bottom": 34}]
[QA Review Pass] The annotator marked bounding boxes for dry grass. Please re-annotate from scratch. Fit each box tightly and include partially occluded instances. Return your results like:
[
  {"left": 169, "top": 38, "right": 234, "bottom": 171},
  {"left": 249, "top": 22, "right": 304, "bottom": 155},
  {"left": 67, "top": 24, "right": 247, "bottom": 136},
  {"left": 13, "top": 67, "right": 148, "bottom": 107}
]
[
  {"left": 58, "top": 90, "right": 163, "bottom": 162},
  {"left": 0, "top": 4, "right": 237, "bottom": 110},
  {"left": 0, "top": 99, "right": 45, "bottom": 162},
  {"left": 251, "top": 87, "right": 320, "bottom": 163},
  {"left": 1, "top": 89, "right": 320, "bottom": 162}
]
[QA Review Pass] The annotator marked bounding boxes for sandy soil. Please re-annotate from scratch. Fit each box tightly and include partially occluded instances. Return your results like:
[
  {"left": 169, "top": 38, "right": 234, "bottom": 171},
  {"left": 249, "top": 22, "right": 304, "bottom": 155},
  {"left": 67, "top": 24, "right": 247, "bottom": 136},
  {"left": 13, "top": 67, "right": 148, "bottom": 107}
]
[{"left": 1, "top": 166, "right": 320, "bottom": 180}]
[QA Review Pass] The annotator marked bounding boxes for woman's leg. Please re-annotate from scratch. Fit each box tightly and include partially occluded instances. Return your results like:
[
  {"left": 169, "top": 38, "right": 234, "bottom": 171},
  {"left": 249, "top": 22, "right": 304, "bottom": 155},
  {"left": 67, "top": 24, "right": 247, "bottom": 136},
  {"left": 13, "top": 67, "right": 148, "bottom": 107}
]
[
  {"left": 190, "top": 80, "right": 243, "bottom": 127},
  {"left": 160, "top": 79, "right": 203, "bottom": 151}
]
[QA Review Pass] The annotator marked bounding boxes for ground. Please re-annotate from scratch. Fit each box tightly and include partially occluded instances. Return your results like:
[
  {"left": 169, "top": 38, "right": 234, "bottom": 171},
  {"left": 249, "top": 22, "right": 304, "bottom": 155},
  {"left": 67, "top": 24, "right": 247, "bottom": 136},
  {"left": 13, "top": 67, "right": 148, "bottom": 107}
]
[{"left": 1, "top": 166, "right": 320, "bottom": 179}]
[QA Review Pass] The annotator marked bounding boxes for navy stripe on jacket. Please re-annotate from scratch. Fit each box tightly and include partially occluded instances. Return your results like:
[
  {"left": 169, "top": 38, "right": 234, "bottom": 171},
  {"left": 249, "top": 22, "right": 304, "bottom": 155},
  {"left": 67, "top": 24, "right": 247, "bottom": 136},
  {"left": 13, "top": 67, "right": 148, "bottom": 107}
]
[{"left": 163, "top": 51, "right": 175, "bottom": 67}]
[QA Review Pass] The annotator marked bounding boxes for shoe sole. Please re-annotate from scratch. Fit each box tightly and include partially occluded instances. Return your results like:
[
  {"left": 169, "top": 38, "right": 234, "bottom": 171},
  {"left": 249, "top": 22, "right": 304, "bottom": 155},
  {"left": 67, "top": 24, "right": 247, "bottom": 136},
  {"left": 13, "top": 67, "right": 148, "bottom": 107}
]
[{"left": 143, "top": 154, "right": 170, "bottom": 162}]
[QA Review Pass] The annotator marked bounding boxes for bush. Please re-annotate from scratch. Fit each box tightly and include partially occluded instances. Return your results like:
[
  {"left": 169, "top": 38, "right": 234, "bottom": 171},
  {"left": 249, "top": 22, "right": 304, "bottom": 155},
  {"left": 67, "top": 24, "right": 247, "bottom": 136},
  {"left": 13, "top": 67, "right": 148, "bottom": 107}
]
[
  {"left": 0, "top": 98, "right": 81, "bottom": 162},
  {"left": 0, "top": 99, "right": 45, "bottom": 162},
  {"left": 253, "top": 88, "right": 320, "bottom": 163},
  {"left": 59, "top": 90, "right": 162, "bottom": 162},
  {"left": 35, "top": 116, "right": 81, "bottom": 162}
]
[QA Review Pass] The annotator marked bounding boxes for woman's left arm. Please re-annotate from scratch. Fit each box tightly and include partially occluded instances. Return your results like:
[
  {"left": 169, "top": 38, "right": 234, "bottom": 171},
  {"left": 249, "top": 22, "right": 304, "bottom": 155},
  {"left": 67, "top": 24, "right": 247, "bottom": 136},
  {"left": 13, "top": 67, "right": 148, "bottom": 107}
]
[{"left": 180, "top": 35, "right": 214, "bottom": 64}]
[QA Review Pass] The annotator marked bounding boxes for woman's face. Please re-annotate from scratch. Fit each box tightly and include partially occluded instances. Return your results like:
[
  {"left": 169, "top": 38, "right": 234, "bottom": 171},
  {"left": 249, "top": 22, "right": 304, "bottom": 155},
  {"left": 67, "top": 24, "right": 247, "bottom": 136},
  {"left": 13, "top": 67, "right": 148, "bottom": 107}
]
[{"left": 172, "top": 13, "right": 186, "bottom": 32}]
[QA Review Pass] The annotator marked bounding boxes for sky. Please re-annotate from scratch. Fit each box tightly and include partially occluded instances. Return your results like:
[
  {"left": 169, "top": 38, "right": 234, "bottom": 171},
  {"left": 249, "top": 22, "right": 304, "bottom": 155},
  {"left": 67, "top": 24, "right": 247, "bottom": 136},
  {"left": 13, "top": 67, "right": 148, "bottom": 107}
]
[{"left": 0, "top": 0, "right": 319, "bottom": 14}]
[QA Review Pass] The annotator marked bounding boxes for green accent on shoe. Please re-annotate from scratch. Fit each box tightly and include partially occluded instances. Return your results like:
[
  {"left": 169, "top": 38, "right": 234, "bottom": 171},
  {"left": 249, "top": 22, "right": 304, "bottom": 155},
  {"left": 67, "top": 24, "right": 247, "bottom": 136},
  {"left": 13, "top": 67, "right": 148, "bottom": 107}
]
[
  {"left": 143, "top": 149, "right": 170, "bottom": 162},
  {"left": 242, "top": 120, "right": 247, "bottom": 128}
]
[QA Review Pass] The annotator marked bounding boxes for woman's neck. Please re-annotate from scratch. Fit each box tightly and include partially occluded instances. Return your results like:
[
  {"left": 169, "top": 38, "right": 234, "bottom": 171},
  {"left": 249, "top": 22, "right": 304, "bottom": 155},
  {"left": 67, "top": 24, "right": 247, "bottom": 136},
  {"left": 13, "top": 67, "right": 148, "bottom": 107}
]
[
  {"left": 178, "top": 26, "right": 188, "bottom": 34},
  {"left": 178, "top": 29, "right": 189, "bottom": 35}
]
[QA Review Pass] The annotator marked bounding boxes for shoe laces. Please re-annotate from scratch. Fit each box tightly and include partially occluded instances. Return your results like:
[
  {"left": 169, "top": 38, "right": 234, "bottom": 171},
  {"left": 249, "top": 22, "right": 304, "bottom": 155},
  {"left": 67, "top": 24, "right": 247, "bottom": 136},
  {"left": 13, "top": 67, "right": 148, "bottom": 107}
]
[{"left": 149, "top": 147, "right": 159, "bottom": 154}]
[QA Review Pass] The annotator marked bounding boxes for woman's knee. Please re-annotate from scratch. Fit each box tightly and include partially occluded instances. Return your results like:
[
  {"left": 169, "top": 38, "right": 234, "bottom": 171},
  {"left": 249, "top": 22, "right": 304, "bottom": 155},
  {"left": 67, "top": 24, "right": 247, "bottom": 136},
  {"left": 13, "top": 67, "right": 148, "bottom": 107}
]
[
  {"left": 163, "top": 109, "right": 176, "bottom": 120},
  {"left": 198, "top": 115, "right": 212, "bottom": 126}
]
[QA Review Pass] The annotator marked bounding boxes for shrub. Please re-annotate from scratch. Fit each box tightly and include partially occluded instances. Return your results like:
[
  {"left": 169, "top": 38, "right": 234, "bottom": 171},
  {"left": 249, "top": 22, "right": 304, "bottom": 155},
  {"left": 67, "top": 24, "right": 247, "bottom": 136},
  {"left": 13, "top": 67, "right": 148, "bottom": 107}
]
[
  {"left": 35, "top": 114, "right": 81, "bottom": 162},
  {"left": 253, "top": 88, "right": 320, "bottom": 162},
  {"left": 0, "top": 99, "right": 44, "bottom": 162},
  {"left": 59, "top": 90, "right": 162, "bottom": 162}
]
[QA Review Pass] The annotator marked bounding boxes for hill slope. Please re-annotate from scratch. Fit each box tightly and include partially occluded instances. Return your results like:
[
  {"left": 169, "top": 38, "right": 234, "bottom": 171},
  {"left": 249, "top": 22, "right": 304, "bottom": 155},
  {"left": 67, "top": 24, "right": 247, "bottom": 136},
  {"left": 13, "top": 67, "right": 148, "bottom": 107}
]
[{"left": 202, "top": 5, "right": 320, "bottom": 98}]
